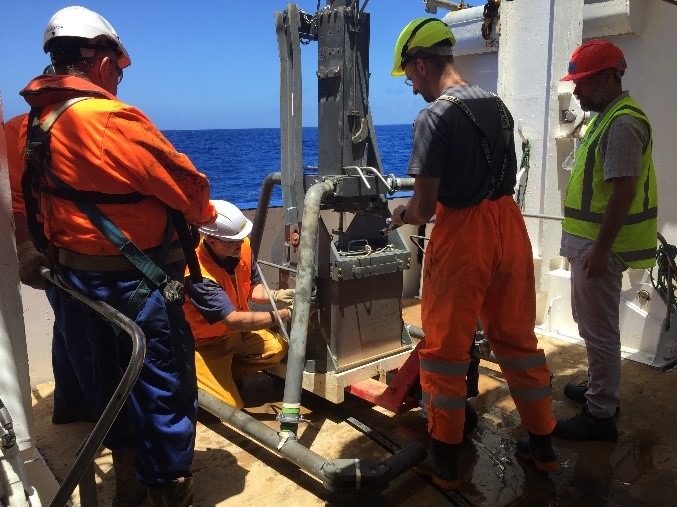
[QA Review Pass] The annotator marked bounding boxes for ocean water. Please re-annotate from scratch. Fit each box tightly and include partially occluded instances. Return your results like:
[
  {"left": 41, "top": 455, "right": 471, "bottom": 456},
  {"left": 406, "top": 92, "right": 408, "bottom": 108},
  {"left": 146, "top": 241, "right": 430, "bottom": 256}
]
[{"left": 163, "top": 124, "right": 412, "bottom": 208}]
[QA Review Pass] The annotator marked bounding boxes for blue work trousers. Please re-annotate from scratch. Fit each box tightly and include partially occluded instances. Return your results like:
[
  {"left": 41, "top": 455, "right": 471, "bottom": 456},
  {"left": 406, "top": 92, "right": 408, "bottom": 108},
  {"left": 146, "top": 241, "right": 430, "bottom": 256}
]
[
  {"left": 46, "top": 284, "right": 96, "bottom": 416},
  {"left": 54, "top": 261, "right": 197, "bottom": 486}
]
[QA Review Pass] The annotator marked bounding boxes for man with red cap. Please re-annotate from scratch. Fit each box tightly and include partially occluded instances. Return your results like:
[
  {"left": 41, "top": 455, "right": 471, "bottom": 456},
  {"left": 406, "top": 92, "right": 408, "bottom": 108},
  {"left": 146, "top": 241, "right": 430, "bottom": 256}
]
[{"left": 555, "top": 39, "right": 657, "bottom": 441}]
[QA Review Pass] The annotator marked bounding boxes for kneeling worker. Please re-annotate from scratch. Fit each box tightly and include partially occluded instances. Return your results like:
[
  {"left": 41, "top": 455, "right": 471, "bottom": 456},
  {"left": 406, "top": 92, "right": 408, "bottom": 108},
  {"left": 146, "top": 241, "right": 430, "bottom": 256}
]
[{"left": 183, "top": 200, "right": 292, "bottom": 408}]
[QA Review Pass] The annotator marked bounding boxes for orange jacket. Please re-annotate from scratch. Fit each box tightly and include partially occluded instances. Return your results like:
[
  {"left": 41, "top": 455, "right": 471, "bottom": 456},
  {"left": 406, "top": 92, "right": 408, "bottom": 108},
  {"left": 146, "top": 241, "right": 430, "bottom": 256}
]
[
  {"left": 4, "top": 113, "right": 28, "bottom": 216},
  {"left": 183, "top": 238, "right": 254, "bottom": 344},
  {"left": 19, "top": 74, "right": 216, "bottom": 255}
]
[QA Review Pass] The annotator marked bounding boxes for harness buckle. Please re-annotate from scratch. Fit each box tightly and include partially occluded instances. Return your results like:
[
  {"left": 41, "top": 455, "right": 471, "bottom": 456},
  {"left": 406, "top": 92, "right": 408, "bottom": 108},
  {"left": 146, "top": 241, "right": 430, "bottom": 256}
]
[{"left": 161, "top": 279, "right": 185, "bottom": 305}]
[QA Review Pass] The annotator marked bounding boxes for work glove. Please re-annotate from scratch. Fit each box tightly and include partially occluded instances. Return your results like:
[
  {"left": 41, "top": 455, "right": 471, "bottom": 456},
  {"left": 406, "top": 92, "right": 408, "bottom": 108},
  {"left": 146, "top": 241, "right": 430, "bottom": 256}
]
[
  {"left": 16, "top": 240, "right": 49, "bottom": 290},
  {"left": 272, "top": 288, "right": 296, "bottom": 308}
]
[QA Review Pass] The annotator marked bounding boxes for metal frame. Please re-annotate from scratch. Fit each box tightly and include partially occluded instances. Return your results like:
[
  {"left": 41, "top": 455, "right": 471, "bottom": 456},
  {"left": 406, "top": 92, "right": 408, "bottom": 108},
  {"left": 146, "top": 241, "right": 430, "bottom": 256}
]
[{"left": 197, "top": 1, "right": 427, "bottom": 494}]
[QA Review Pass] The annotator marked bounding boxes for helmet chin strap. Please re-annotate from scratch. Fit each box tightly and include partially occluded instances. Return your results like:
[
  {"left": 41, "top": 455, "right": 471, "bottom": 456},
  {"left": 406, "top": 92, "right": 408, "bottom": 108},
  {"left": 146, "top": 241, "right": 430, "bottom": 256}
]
[{"left": 202, "top": 240, "right": 241, "bottom": 273}]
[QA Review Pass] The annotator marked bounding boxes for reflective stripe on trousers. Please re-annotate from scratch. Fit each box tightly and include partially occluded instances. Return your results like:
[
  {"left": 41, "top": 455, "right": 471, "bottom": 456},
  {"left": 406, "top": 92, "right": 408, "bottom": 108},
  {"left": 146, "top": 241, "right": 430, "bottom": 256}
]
[{"left": 420, "top": 197, "right": 556, "bottom": 444}]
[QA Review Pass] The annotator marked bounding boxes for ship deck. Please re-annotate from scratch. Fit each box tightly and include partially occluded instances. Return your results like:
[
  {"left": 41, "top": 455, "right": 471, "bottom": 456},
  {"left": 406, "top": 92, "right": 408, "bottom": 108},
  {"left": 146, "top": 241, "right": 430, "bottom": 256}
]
[{"left": 30, "top": 300, "right": 677, "bottom": 506}]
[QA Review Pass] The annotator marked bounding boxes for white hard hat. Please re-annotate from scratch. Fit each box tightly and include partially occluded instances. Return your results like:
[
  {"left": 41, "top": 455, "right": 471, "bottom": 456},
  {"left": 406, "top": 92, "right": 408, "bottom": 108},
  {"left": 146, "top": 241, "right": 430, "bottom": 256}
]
[
  {"left": 43, "top": 6, "right": 131, "bottom": 68},
  {"left": 199, "top": 200, "right": 253, "bottom": 241}
]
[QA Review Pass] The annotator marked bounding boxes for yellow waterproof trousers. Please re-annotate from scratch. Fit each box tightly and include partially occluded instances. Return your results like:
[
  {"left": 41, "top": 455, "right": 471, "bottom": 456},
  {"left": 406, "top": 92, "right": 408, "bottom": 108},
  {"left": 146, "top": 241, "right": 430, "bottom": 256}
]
[
  {"left": 421, "top": 197, "right": 556, "bottom": 444},
  {"left": 194, "top": 329, "right": 287, "bottom": 409}
]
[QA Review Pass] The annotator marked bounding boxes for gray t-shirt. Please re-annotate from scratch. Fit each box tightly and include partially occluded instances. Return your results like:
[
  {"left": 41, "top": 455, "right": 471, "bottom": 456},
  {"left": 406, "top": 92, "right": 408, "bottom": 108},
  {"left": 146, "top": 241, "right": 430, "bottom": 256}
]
[
  {"left": 560, "top": 91, "right": 650, "bottom": 259},
  {"left": 407, "top": 84, "right": 517, "bottom": 208}
]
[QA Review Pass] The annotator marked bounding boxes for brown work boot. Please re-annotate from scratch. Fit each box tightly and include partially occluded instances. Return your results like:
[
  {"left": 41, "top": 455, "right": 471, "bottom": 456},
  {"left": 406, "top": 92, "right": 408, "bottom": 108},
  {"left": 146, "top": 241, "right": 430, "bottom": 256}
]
[
  {"left": 413, "top": 438, "right": 461, "bottom": 490},
  {"left": 111, "top": 449, "right": 148, "bottom": 507},
  {"left": 515, "top": 433, "right": 559, "bottom": 472},
  {"left": 148, "top": 476, "right": 193, "bottom": 507}
]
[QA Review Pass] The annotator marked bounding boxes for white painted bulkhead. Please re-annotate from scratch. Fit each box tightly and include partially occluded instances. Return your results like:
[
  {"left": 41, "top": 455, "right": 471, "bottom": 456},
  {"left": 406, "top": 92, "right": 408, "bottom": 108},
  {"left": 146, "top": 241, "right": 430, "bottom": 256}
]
[{"left": 445, "top": 0, "right": 677, "bottom": 367}]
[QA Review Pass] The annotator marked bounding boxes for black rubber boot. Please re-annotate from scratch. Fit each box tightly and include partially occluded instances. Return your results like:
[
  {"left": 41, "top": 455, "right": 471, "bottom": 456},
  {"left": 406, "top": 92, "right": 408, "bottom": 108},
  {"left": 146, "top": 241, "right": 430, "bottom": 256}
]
[
  {"left": 466, "top": 340, "right": 480, "bottom": 399},
  {"left": 515, "top": 433, "right": 559, "bottom": 472},
  {"left": 148, "top": 476, "right": 193, "bottom": 507},
  {"left": 111, "top": 449, "right": 148, "bottom": 507},
  {"left": 52, "top": 406, "right": 98, "bottom": 425},
  {"left": 413, "top": 438, "right": 461, "bottom": 490}
]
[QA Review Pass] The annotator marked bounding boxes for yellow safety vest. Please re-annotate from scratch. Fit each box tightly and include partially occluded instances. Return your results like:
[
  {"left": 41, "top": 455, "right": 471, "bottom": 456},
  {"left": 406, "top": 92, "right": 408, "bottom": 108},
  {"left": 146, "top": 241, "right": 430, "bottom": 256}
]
[{"left": 563, "top": 97, "right": 657, "bottom": 268}]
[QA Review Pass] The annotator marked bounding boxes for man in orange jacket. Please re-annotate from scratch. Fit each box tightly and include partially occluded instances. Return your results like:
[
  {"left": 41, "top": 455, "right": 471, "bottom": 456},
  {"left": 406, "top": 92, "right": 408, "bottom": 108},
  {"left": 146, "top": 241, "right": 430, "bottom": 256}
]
[
  {"left": 390, "top": 18, "right": 558, "bottom": 490},
  {"left": 6, "top": 110, "right": 97, "bottom": 426},
  {"left": 18, "top": 6, "right": 216, "bottom": 506},
  {"left": 183, "top": 200, "right": 290, "bottom": 409},
  {"left": 6, "top": 66, "right": 98, "bottom": 426}
]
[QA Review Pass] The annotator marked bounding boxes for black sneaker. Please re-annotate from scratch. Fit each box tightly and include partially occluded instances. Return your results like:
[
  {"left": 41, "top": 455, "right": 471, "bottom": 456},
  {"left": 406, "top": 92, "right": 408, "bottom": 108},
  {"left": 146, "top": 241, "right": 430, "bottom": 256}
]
[
  {"left": 552, "top": 407, "right": 618, "bottom": 442},
  {"left": 563, "top": 381, "right": 588, "bottom": 403},
  {"left": 563, "top": 381, "right": 621, "bottom": 416}
]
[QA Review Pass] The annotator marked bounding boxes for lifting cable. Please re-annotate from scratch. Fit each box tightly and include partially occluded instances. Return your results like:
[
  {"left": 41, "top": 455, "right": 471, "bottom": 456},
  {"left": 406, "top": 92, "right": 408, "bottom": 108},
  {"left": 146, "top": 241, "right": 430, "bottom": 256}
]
[{"left": 515, "top": 136, "right": 530, "bottom": 211}]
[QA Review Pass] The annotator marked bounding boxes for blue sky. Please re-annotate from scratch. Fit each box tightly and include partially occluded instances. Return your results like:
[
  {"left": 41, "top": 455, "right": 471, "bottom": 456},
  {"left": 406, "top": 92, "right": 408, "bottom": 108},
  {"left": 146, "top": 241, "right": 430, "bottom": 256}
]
[{"left": 0, "top": 1, "right": 481, "bottom": 130}]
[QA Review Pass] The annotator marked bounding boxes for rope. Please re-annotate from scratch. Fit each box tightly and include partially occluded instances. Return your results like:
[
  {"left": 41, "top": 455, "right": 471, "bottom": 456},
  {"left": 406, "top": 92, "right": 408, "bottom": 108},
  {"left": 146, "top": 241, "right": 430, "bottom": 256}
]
[
  {"left": 650, "top": 237, "right": 677, "bottom": 309},
  {"left": 515, "top": 139, "right": 530, "bottom": 211}
]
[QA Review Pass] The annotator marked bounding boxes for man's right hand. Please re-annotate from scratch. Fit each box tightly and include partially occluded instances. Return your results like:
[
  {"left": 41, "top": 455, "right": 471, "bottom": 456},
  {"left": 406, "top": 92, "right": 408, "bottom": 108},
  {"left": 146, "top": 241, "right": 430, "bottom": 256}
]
[
  {"left": 16, "top": 240, "right": 49, "bottom": 290},
  {"left": 272, "top": 288, "right": 295, "bottom": 307}
]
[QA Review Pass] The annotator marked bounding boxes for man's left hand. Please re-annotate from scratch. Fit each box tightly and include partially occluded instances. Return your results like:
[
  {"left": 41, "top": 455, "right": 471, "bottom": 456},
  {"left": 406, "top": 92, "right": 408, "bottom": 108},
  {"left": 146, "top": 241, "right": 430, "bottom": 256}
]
[
  {"left": 583, "top": 247, "right": 609, "bottom": 279},
  {"left": 17, "top": 241, "right": 49, "bottom": 290},
  {"left": 391, "top": 205, "right": 407, "bottom": 226}
]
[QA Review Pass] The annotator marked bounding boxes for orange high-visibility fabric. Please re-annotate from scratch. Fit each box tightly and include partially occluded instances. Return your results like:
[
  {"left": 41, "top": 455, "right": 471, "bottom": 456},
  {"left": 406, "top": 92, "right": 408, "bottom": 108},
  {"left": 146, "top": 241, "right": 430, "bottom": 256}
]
[
  {"left": 194, "top": 329, "right": 287, "bottom": 408},
  {"left": 19, "top": 74, "right": 215, "bottom": 255},
  {"left": 183, "top": 238, "right": 254, "bottom": 344},
  {"left": 4, "top": 113, "right": 28, "bottom": 216},
  {"left": 421, "top": 196, "right": 556, "bottom": 444}
]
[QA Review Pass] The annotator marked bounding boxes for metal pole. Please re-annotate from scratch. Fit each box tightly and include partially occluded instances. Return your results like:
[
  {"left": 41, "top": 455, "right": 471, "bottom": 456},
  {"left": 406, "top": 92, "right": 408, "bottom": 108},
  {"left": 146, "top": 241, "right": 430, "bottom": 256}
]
[
  {"left": 280, "top": 180, "right": 335, "bottom": 437},
  {"left": 251, "top": 171, "right": 282, "bottom": 258}
]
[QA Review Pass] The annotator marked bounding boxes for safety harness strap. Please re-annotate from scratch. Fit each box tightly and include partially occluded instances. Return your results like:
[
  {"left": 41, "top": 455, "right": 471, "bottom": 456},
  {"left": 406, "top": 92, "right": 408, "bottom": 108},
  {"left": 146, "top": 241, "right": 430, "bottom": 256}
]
[
  {"left": 437, "top": 93, "right": 511, "bottom": 199},
  {"left": 21, "top": 101, "right": 92, "bottom": 255},
  {"left": 23, "top": 97, "right": 185, "bottom": 316},
  {"left": 39, "top": 97, "right": 92, "bottom": 132},
  {"left": 40, "top": 186, "right": 144, "bottom": 204}
]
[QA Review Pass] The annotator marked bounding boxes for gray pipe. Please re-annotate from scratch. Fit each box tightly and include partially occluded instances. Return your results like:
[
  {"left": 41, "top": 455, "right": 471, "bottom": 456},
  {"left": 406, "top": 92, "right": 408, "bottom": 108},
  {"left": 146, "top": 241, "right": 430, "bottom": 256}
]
[
  {"left": 198, "top": 390, "right": 326, "bottom": 475},
  {"left": 198, "top": 389, "right": 427, "bottom": 491},
  {"left": 281, "top": 180, "right": 335, "bottom": 426},
  {"left": 404, "top": 323, "right": 424, "bottom": 339},
  {"left": 390, "top": 177, "right": 415, "bottom": 192},
  {"left": 251, "top": 171, "right": 282, "bottom": 258}
]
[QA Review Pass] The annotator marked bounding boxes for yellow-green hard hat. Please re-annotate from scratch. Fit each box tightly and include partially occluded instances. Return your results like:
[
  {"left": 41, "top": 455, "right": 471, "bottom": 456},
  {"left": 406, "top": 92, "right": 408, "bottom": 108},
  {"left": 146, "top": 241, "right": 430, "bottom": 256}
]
[{"left": 391, "top": 17, "right": 456, "bottom": 76}]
